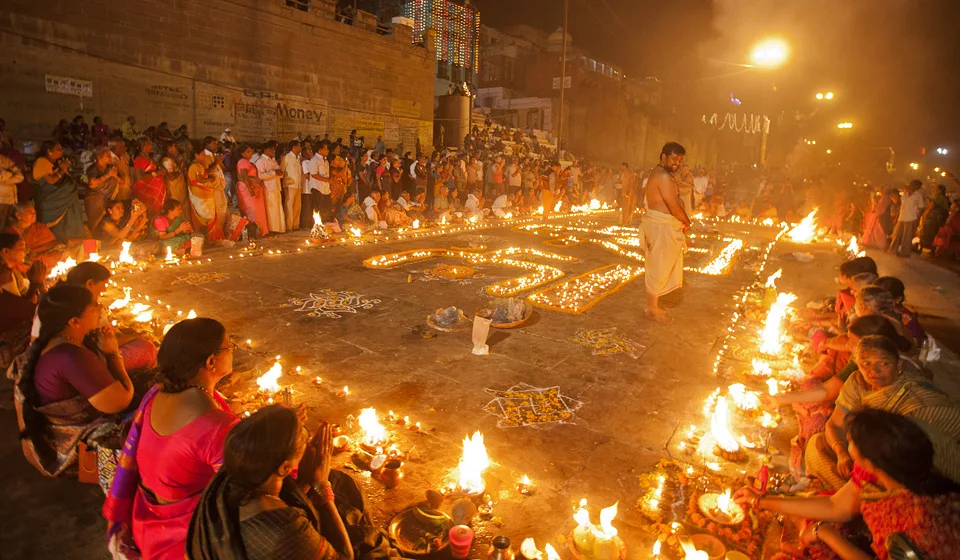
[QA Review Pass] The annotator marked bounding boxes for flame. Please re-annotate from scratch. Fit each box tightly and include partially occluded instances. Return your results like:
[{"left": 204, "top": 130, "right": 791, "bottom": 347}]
[
  {"left": 710, "top": 396, "right": 740, "bottom": 452},
  {"left": 787, "top": 208, "right": 819, "bottom": 243},
  {"left": 553, "top": 200, "right": 562, "bottom": 212},
  {"left": 469, "top": 215, "right": 478, "bottom": 223},
  {"left": 544, "top": 544, "right": 560, "bottom": 560},
  {"left": 350, "top": 227, "right": 363, "bottom": 237},
  {"left": 535, "top": 206, "right": 544, "bottom": 215},
  {"left": 601, "top": 202, "right": 609, "bottom": 209},
  {"left": 412, "top": 219, "right": 420, "bottom": 229},
  {"left": 441, "top": 214, "right": 448, "bottom": 225},
  {"left": 257, "top": 361, "right": 282, "bottom": 393},
  {"left": 589, "top": 199, "right": 601, "bottom": 210},
  {"left": 109, "top": 287, "right": 132, "bottom": 309},
  {"left": 87, "top": 252, "right": 101, "bottom": 262},
  {"left": 728, "top": 383, "right": 760, "bottom": 410},
  {"left": 186, "top": 309, "right": 197, "bottom": 319},
  {"left": 504, "top": 212, "right": 513, "bottom": 219},
  {"left": 761, "top": 411, "right": 778, "bottom": 428},
  {"left": 752, "top": 358, "right": 772, "bottom": 377},
  {"left": 761, "top": 217, "right": 775, "bottom": 226},
  {"left": 165, "top": 246, "right": 177, "bottom": 262},
  {"left": 767, "top": 378, "right": 779, "bottom": 395},
  {"left": 760, "top": 292, "right": 797, "bottom": 355},
  {"left": 521, "top": 474, "right": 532, "bottom": 485},
  {"left": 598, "top": 502, "right": 618, "bottom": 538},
  {"left": 358, "top": 408, "right": 387, "bottom": 447},
  {"left": 520, "top": 539, "right": 544, "bottom": 560},
  {"left": 129, "top": 302, "right": 151, "bottom": 315},
  {"left": 765, "top": 268, "right": 782, "bottom": 289},
  {"left": 652, "top": 539, "right": 662, "bottom": 557},
  {"left": 847, "top": 236, "right": 866, "bottom": 257},
  {"left": 717, "top": 489, "right": 733, "bottom": 515},
  {"left": 312, "top": 211, "right": 323, "bottom": 226},
  {"left": 48, "top": 257, "right": 78, "bottom": 278},
  {"left": 458, "top": 431, "right": 489, "bottom": 494},
  {"left": 134, "top": 309, "right": 153, "bottom": 322},
  {"left": 574, "top": 498, "right": 591, "bottom": 527},
  {"left": 118, "top": 241, "right": 136, "bottom": 264}
]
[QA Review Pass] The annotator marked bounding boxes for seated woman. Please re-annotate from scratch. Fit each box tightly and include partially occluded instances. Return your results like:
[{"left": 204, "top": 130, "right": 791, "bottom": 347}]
[
  {"left": 98, "top": 199, "right": 155, "bottom": 257},
  {"left": 0, "top": 260, "right": 37, "bottom": 369},
  {"left": 736, "top": 408, "right": 960, "bottom": 560},
  {"left": 9, "top": 284, "right": 134, "bottom": 477},
  {"left": 377, "top": 191, "right": 410, "bottom": 228},
  {"left": 335, "top": 191, "right": 365, "bottom": 228},
  {"left": 433, "top": 185, "right": 452, "bottom": 221},
  {"left": 1, "top": 232, "right": 46, "bottom": 302},
  {"left": 873, "top": 276, "right": 926, "bottom": 347},
  {"left": 768, "top": 316, "right": 912, "bottom": 476},
  {"left": 32, "top": 141, "right": 85, "bottom": 243},
  {"left": 854, "top": 286, "right": 912, "bottom": 348},
  {"left": 131, "top": 139, "right": 168, "bottom": 215},
  {"left": 84, "top": 145, "right": 122, "bottom": 232},
  {"left": 4, "top": 202, "right": 64, "bottom": 269},
  {"left": 62, "top": 262, "right": 158, "bottom": 372},
  {"left": 103, "top": 318, "right": 237, "bottom": 560},
  {"left": 800, "top": 257, "right": 878, "bottom": 331},
  {"left": 188, "top": 406, "right": 355, "bottom": 560},
  {"left": 150, "top": 199, "right": 194, "bottom": 255},
  {"left": 804, "top": 335, "right": 960, "bottom": 490}
]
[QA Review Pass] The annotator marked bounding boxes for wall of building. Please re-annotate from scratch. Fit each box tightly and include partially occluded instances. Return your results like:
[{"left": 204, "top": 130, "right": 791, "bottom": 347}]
[{"left": 0, "top": 0, "right": 434, "bottom": 148}]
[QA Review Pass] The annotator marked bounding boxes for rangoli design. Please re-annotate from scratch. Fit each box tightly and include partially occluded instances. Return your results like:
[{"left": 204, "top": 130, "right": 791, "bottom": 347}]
[
  {"left": 573, "top": 327, "right": 647, "bottom": 358},
  {"left": 482, "top": 382, "right": 584, "bottom": 428},
  {"left": 170, "top": 272, "right": 229, "bottom": 286},
  {"left": 284, "top": 289, "right": 382, "bottom": 319}
]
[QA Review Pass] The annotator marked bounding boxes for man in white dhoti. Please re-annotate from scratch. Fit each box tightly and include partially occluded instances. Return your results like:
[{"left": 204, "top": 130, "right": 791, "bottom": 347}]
[{"left": 641, "top": 142, "right": 691, "bottom": 322}]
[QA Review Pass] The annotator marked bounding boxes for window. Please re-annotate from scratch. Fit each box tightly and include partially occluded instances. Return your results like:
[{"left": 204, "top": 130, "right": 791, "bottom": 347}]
[
  {"left": 212, "top": 95, "right": 225, "bottom": 109},
  {"left": 437, "top": 65, "right": 450, "bottom": 80},
  {"left": 285, "top": 0, "right": 309, "bottom": 12}
]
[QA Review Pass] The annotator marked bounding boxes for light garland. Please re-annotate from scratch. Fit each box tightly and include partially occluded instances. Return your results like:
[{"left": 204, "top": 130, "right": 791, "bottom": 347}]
[{"left": 527, "top": 264, "right": 644, "bottom": 315}]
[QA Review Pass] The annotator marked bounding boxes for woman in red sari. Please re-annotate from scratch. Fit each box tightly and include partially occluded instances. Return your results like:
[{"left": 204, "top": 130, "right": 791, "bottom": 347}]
[
  {"left": 235, "top": 144, "right": 269, "bottom": 236},
  {"left": 132, "top": 139, "right": 168, "bottom": 214},
  {"left": 188, "top": 152, "right": 225, "bottom": 242},
  {"left": 3, "top": 202, "right": 62, "bottom": 269},
  {"left": 737, "top": 408, "right": 960, "bottom": 560},
  {"left": 103, "top": 318, "right": 238, "bottom": 560}
]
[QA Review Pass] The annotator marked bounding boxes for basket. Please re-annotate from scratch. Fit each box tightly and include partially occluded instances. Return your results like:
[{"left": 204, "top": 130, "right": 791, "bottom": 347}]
[{"left": 476, "top": 300, "right": 533, "bottom": 329}]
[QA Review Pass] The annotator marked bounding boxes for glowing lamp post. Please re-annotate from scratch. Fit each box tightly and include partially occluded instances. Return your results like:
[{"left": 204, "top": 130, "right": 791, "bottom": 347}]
[{"left": 749, "top": 38, "right": 789, "bottom": 69}]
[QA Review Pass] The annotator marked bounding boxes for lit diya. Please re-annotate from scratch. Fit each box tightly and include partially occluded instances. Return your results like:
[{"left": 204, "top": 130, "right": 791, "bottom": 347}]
[{"left": 696, "top": 489, "right": 745, "bottom": 526}]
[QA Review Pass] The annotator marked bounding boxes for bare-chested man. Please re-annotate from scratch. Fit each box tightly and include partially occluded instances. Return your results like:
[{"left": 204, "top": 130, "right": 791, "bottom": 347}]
[
  {"left": 619, "top": 162, "right": 638, "bottom": 226},
  {"left": 641, "top": 142, "right": 691, "bottom": 322}
]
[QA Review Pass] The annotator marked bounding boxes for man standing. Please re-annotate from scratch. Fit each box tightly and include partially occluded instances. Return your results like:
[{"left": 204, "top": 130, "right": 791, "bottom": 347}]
[
  {"left": 888, "top": 179, "right": 925, "bottom": 257},
  {"left": 641, "top": 142, "right": 691, "bottom": 322},
  {"left": 282, "top": 140, "right": 303, "bottom": 231},
  {"left": 619, "top": 162, "right": 638, "bottom": 226},
  {"left": 121, "top": 116, "right": 138, "bottom": 141},
  {"left": 373, "top": 136, "right": 386, "bottom": 155}
]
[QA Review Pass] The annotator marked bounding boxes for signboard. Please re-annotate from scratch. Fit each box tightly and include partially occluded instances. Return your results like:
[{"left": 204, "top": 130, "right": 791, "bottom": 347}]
[
  {"left": 384, "top": 121, "right": 400, "bottom": 143},
  {"left": 195, "top": 83, "right": 327, "bottom": 140},
  {"left": 551, "top": 76, "right": 572, "bottom": 90},
  {"left": 355, "top": 118, "right": 384, "bottom": 140},
  {"left": 45, "top": 74, "right": 93, "bottom": 97}
]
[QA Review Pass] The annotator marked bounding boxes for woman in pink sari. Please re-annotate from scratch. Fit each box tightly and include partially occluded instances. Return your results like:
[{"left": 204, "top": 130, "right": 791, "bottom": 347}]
[
  {"left": 862, "top": 189, "right": 895, "bottom": 249},
  {"left": 103, "top": 318, "right": 237, "bottom": 560},
  {"left": 235, "top": 144, "right": 268, "bottom": 236}
]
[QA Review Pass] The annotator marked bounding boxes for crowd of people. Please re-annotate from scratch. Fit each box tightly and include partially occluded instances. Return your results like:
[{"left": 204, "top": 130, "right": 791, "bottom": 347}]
[
  {"left": 4, "top": 115, "right": 960, "bottom": 560},
  {"left": 733, "top": 254, "right": 960, "bottom": 559}
]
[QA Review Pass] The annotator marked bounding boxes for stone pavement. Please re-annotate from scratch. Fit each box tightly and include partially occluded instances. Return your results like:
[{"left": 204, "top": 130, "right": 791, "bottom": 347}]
[{"left": 7, "top": 217, "right": 956, "bottom": 559}]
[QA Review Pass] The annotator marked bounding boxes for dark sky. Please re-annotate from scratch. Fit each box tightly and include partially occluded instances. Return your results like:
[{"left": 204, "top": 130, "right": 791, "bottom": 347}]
[{"left": 476, "top": 0, "right": 960, "bottom": 166}]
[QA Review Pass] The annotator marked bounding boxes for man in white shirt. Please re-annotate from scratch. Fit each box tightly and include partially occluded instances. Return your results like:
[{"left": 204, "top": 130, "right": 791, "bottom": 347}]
[
  {"left": 282, "top": 140, "right": 303, "bottom": 230},
  {"left": 889, "top": 179, "right": 925, "bottom": 257},
  {"left": 492, "top": 189, "right": 519, "bottom": 218},
  {"left": 465, "top": 189, "right": 485, "bottom": 219},
  {"left": 363, "top": 190, "right": 386, "bottom": 228},
  {"left": 507, "top": 158, "right": 522, "bottom": 190},
  {"left": 255, "top": 141, "right": 286, "bottom": 233},
  {"left": 300, "top": 143, "right": 332, "bottom": 225},
  {"left": 693, "top": 168, "right": 709, "bottom": 210}
]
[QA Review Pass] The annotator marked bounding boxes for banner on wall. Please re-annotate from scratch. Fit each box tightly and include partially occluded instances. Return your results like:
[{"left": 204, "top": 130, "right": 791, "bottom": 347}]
[
  {"left": 195, "top": 83, "right": 327, "bottom": 141},
  {"left": 45, "top": 75, "right": 93, "bottom": 97}
]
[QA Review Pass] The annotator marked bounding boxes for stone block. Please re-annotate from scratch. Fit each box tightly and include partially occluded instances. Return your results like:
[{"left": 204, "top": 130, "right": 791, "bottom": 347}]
[
  {"left": 392, "top": 23, "right": 412, "bottom": 45},
  {"left": 354, "top": 10, "right": 377, "bottom": 33}
]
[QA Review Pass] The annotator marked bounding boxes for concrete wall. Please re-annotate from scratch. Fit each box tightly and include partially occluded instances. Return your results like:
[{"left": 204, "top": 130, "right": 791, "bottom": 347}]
[{"left": 0, "top": 0, "right": 434, "bottom": 148}]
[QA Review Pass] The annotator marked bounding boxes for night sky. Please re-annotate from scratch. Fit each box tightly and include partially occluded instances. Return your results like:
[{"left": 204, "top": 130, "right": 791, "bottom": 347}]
[{"left": 477, "top": 0, "right": 960, "bottom": 167}]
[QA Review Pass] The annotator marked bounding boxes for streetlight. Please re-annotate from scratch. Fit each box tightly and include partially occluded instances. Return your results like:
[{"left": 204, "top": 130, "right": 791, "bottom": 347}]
[
  {"left": 937, "top": 147, "right": 949, "bottom": 155},
  {"left": 815, "top": 91, "right": 835, "bottom": 101},
  {"left": 836, "top": 122, "right": 853, "bottom": 129},
  {"left": 750, "top": 38, "right": 790, "bottom": 68},
  {"left": 826, "top": 149, "right": 832, "bottom": 154},
  {"left": 909, "top": 162, "right": 920, "bottom": 170},
  {"left": 825, "top": 92, "right": 834, "bottom": 100}
]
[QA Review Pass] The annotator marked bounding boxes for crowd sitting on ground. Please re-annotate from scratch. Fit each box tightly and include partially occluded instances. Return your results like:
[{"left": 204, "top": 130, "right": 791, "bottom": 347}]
[{"left": 728, "top": 253, "right": 960, "bottom": 559}]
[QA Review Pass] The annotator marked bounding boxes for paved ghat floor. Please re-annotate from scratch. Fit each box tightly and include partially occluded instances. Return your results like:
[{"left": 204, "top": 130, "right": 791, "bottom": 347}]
[{"left": 7, "top": 214, "right": 954, "bottom": 559}]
